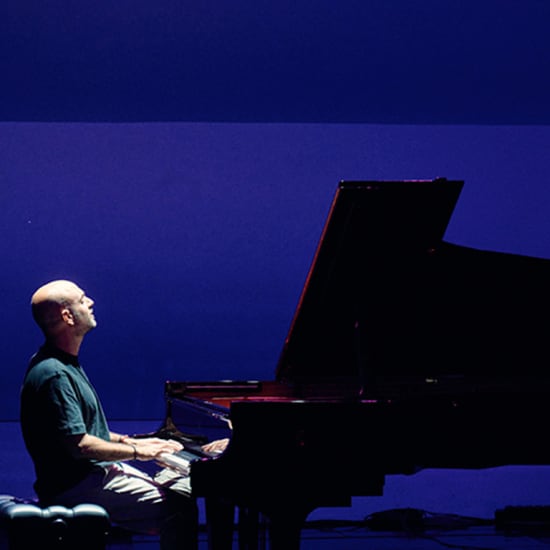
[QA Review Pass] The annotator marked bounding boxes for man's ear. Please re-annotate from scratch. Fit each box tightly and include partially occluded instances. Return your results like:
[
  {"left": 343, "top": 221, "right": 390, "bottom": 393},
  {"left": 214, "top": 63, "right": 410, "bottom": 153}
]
[{"left": 61, "top": 307, "right": 75, "bottom": 326}]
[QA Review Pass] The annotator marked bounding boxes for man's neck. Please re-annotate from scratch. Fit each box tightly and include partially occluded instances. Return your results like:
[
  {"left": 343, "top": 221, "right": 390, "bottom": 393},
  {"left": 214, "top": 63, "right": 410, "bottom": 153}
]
[{"left": 47, "top": 335, "right": 83, "bottom": 357}]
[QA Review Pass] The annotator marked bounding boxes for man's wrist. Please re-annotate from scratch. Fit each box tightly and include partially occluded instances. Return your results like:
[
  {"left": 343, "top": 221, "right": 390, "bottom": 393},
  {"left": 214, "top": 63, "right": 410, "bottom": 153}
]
[{"left": 127, "top": 442, "right": 138, "bottom": 460}]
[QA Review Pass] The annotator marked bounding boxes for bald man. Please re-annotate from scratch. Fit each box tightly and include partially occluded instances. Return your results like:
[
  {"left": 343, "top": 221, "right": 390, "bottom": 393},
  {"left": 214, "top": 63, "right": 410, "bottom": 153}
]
[{"left": 20, "top": 280, "right": 199, "bottom": 549}]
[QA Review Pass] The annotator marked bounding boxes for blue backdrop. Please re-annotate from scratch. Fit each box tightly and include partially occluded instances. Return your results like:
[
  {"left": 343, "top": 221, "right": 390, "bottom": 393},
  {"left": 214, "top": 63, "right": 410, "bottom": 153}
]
[{"left": 2, "top": 122, "right": 550, "bottom": 421}]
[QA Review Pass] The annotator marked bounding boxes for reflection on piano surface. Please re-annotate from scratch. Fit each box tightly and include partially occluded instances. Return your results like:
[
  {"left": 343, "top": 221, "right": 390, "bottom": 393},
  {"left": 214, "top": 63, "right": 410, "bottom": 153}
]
[{"left": 150, "top": 179, "right": 550, "bottom": 549}]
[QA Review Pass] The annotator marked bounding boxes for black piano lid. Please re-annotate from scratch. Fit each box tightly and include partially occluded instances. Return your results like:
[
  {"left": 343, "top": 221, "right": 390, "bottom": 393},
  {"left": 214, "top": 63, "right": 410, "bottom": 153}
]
[{"left": 275, "top": 178, "right": 550, "bottom": 390}]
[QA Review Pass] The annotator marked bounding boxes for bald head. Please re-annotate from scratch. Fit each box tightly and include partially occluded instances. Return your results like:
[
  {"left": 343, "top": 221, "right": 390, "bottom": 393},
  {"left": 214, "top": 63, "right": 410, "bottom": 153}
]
[{"left": 31, "top": 280, "right": 96, "bottom": 341}]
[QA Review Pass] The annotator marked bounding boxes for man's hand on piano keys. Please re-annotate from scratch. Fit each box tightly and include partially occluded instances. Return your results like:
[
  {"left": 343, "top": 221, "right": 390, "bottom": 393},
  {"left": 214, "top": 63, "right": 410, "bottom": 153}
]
[
  {"left": 121, "top": 436, "right": 183, "bottom": 461},
  {"left": 201, "top": 438, "right": 229, "bottom": 455}
]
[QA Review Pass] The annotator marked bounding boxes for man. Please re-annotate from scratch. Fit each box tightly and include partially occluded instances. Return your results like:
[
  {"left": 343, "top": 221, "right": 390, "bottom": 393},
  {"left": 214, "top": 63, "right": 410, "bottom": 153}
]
[{"left": 20, "top": 279, "right": 225, "bottom": 548}]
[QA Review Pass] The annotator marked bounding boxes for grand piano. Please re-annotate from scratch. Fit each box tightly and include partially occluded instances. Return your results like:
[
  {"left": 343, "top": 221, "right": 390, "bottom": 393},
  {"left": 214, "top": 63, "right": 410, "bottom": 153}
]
[{"left": 152, "top": 179, "right": 550, "bottom": 548}]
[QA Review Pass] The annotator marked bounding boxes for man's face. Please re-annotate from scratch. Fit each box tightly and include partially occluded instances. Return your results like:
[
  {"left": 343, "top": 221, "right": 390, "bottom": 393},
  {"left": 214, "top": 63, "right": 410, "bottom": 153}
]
[{"left": 64, "top": 284, "right": 97, "bottom": 335}]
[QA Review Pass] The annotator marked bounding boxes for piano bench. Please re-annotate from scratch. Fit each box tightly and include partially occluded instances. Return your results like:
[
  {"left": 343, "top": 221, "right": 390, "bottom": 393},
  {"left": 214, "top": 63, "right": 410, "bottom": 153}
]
[{"left": 0, "top": 494, "right": 111, "bottom": 550}]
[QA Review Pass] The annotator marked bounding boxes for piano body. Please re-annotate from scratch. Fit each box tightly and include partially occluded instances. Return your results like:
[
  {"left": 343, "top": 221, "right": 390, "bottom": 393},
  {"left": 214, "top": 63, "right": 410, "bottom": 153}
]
[{"left": 154, "top": 179, "right": 550, "bottom": 548}]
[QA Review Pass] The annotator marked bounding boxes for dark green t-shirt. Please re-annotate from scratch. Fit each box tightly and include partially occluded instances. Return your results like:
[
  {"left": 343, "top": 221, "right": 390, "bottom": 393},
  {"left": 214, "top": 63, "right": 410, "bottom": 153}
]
[{"left": 20, "top": 343, "right": 111, "bottom": 501}]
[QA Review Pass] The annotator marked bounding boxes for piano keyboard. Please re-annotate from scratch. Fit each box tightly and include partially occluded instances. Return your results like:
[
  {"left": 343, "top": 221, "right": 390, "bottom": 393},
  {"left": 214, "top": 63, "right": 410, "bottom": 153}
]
[{"left": 159, "top": 449, "right": 199, "bottom": 476}]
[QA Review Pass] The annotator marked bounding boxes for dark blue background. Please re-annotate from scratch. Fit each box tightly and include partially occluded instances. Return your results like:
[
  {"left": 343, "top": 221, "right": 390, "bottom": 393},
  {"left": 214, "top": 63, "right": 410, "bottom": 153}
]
[{"left": 1, "top": 1, "right": 550, "bottom": 124}]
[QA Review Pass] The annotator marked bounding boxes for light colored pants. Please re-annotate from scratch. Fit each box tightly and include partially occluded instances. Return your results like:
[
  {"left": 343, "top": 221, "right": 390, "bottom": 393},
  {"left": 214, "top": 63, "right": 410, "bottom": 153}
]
[{"left": 49, "top": 462, "right": 197, "bottom": 549}]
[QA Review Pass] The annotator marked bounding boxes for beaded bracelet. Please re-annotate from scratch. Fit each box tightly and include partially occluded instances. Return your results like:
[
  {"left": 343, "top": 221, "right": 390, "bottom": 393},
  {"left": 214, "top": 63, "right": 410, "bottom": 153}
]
[{"left": 129, "top": 443, "right": 138, "bottom": 460}]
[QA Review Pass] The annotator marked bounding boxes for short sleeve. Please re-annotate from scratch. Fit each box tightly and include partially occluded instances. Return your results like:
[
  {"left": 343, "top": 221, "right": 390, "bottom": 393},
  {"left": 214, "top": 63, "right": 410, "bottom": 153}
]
[{"left": 41, "top": 371, "right": 87, "bottom": 436}]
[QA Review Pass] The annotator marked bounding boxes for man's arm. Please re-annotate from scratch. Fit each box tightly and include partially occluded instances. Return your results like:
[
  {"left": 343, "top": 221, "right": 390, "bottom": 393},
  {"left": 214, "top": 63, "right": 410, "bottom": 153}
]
[
  {"left": 65, "top": 433, "right": 183, "bottom": 462},
  {"left": 109, "top": 431, "right": 130, "bottom": 444}
]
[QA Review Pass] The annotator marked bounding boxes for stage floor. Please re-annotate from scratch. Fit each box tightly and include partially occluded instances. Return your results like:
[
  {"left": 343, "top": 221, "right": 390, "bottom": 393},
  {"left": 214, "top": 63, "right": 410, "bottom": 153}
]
[{"left": 122, "top": 523, "right": 550, "bottom": 549}]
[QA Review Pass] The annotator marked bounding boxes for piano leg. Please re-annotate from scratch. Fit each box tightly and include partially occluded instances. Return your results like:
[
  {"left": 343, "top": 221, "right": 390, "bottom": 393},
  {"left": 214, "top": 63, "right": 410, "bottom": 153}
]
[
  {"left": 266, "top": 505, "right": 314, "bottom": 550},
  {"left": 204, "top": 501, "right": 268, "bottom": 550},
  {"left": 237, "top": 506, "right": 267, "bottom": 550},
  {"left": 213, "top": 503, "right": 310, "bottom": 550},
  {"left": 205, "top": 497, "right": 236, "bottom": 550},
  {"left": 234, "top": 503, "right": 314, "bottom": 550}
]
